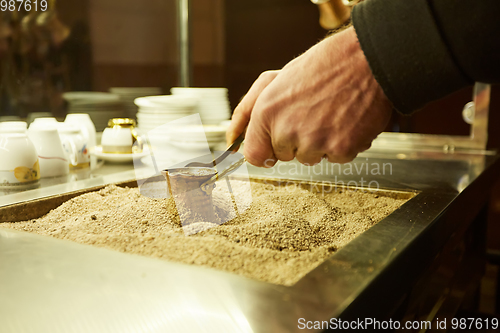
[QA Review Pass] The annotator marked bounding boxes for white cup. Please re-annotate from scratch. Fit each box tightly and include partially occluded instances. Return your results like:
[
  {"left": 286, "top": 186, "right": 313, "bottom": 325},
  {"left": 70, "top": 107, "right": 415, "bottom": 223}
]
[
  {"left": 0, "top": 121, "right": 28, "bottom": 134},
  {"left": 28, "top": 128, "right": 76, "bottom": 178},
  {"left": 101, "top": 127, "right": 135, "bottom": 153},
  {"left": 64, "top": 114, "right": 97, "bottom": 167},
  {"left": 31, "top": 117, "right": 59, "bottom": 126},
  {"left": 57, "top": 124, "right": 90, "bottom": 168},
  {"left": 29, "top": 117, "right": 60, "bottom": 131},
  {"left": 0, "top": 133, "right": 40, "bottom": 186}
]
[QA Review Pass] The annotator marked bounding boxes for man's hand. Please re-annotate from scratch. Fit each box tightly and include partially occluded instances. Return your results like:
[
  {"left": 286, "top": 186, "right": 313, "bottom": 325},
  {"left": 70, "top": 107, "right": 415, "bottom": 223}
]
[{"left": 226, "top": 26, "right": 392, "bottom": 167}]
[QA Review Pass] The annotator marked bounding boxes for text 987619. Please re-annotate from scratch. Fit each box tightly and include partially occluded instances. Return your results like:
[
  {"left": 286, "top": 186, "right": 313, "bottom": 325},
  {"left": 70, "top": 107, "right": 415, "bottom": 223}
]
[{"left": 1, "top": 0, "right": 48, "bottom": 12}]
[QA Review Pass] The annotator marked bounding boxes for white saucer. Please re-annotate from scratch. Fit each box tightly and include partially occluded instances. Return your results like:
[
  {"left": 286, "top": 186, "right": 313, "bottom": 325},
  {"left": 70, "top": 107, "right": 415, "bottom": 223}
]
[{"left": 93, "top": 146, "right": 150, "bottom": 163}]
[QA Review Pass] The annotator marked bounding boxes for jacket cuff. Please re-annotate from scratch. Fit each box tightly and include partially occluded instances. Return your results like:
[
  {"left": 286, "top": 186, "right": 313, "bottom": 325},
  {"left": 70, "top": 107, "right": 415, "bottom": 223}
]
[{"left": 352, "top": 0, "right": 471, "bottom": 114}]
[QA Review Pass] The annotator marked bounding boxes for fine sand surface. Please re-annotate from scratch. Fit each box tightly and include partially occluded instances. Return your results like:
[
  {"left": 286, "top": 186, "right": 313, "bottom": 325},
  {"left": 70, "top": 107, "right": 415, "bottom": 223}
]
[{"left": 3, "top": 181, "right": 410, "bottom": 285}]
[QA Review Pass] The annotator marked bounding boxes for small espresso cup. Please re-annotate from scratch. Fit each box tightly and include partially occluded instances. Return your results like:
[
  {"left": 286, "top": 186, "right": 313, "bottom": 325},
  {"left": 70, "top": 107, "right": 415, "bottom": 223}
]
[
  {"left": 30, "top": 117, "right": 59, "bottom": 128},
  {"left": 28, "top": 127, "right": 74, "bottom": 178},
  {"left": 0, "top": 121, "right": 28, "bottom": 134},
  {"left": 0, "top": 133, "right": 40, "bottom": 186},
  {"left": 58, "top": 124, "right": 90, "bottom": 169},
  {"left": 101, "top": 118, "right": 143, "bottom": 154}
]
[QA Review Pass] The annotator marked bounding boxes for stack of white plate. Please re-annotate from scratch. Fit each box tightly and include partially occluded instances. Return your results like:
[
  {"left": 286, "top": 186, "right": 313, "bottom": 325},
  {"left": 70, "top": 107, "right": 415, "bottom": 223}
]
[
  {"left": 63, "top": 92, "right": 125, "bottom": 131},
  {"left": 109, "top": 87, "right": 162, "bottom": 119},
  {"left": 134, "top": 95, "right": 199, "bottom": 133},
  {"left": 170, "top": 87, "right": 231, "bottom": 125},
  {"left": 166, "top": 124, "right": 229, "bottom": 150}
]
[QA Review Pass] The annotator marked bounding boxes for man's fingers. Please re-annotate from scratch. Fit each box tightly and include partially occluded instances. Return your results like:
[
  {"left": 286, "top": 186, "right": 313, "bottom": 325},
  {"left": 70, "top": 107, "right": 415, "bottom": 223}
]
[
  {"left": 243, "top": 116, "right": 276, "bottom": 168},
  {"left": 272, "top": 134, "right": 296, "bottom": 162},
  {"left": 359, "top": 141, "right": 372, "bottom": 152},
  {"left": 273, "top": 145, "right": 296, "bottom": 162},
  {"left": 226, "top": 70, "right": 279, "bottom": 145},
  {"left": 295, "top": 149, "right": 324, "bottom": 166},
  {"left": 324, "top": 152, "right": 358, "bottom": 164}
]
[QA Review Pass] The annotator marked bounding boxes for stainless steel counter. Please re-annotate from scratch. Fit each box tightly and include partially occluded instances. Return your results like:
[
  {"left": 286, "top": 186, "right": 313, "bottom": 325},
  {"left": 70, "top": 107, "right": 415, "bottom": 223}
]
[{"left": 0, "top": 150, "right": 499, "bottom": 333}]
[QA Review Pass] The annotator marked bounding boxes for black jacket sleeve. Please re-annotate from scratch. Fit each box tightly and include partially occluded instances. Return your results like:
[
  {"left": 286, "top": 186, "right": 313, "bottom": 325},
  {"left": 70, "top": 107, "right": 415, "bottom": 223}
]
[{"left": 352, "top": 0, "right": 500, "bottom": 114}]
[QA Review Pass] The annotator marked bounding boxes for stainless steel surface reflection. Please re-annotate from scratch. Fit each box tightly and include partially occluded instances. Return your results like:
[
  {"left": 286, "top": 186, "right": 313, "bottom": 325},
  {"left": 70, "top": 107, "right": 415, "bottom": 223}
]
[
  {"left": 0, "top": 151, "right": 499, "bottom": 332},
  {"left": 0, "top": 162, "right": 135, "bottom": 207}
]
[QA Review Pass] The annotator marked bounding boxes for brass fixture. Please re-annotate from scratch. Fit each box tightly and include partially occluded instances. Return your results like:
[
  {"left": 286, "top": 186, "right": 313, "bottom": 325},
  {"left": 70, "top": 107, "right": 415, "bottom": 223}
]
[{"left": 311, "top": 0, "right": 352, "bottom": 30}]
